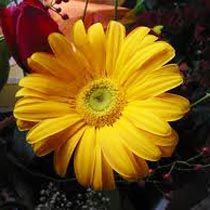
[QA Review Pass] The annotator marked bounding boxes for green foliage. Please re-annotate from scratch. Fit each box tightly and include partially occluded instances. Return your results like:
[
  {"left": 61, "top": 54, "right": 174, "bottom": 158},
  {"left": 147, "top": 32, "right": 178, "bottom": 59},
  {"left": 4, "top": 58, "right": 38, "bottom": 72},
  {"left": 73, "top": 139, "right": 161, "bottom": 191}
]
[
  {"left": 0, "top": 35, "right": 10, "bottom": 91},
  {"left": 0, "top": 0, "right": 11, "bottom": 7},
  {"left": 133, "top": 0, "right": 145, "bottom": 14}
]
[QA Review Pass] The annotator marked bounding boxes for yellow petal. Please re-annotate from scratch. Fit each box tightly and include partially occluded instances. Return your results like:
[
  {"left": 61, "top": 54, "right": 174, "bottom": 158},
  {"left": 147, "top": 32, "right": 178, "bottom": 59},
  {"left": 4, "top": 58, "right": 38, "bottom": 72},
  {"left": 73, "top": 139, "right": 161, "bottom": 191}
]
[
  {"left": 155, "top": 93, "right": 190, "bottom": 120},
  {"left": 114, "top": 27, "right": 150, "bottom": 71},
  {"left": 48, "top": 33, "right": 91, "bottom": 80},
  {"left": 127, "top": 64, "right": 181, "bottom": 88},
  {"left": 159, "top": 145, "right": 177, "bottom": 157},
  {"left": 36, "top": 122, "right": 84, "bottom": 157},
  {"left": 74, "top": 126, "right": 96, "bottom": 187},
  {"left": 14, "top": 100, "right": 72, "bottom": 121},
  {"left": 114, "top": 41, "right": 175, "bottom": 85},
  {"left": 123, "top": 103, "right": 171, "bottom": 136},
  {"left": 101, "top": 154, "right": 115, "bottom": 190},
  {"left": 54, "top": 126, "right": 86, "bottom": 177},
  {"left": 16, "top": 119, "right": 36, "bottom": 131},
  {"left": 97, "top": 126, "right": 140, "bottom": 178},
  {"left": 33, "top": 121, "right": 84, "bottom": 157},
  {"left": 87, "top": 23, "right": 106, "bottom": 76},
  {"left": 28, "top": 57, "right": 51, "bottom": 75},
  {"left": 32, "top": 133, "right": 64, "bottom": 157},
  {"left": 19, "top": 74, "right": 78, "bottom": 98},
  {"left": 123, "top": 34, "right": 159, "bottom": 86},
  {"left": 127, "top": 64, "right": 183, "bottom": 100},
  {"left": 28, "top": 53, "right": 76, "bottom": 81},
  {"left": 138, "top": 34, "right": 158, "bottom": 48},
  {"left": 72, "top": 20, "right": 96, "bottom": 77},
  {"left": 129, "top": 94, "right": 189, "bottom": 122},
  {"left": 72, "top": 20, "right": 89, "bottom": 48},
  {"left": 105, "top": 21, "right": 125, "bottom": 76},
  {"left": 139, "top": 128, "right": 178, "bottom": 147},
  {"left": 48, "top": 32, "right": 74, "bottom": 59},
  {"left": 92, "top": 144, "right": 103, "bottom": 190},
  {"left": 134, "top": 42, "right": 175, "bottom": 74},
  {"left": 15, "top": 97, "right": 46, "bottom": 107},
  {"left": 116, "top": 34, "right": 158, "bottom": 85},
  {"left": 134, "top": 155, "right": 149, "bottom": 178},
  {"left": 32, "top": 140, "right": 54, "bottom": 156},
  {"left": 27, "top": 113, "right": 81, "bottom": 144},
  {"left": 90, "top": 130, "right": 116, "bottom": 190},
  {"left": 16, "top": 88, "right": 45, "bottom": 98},
  {"left": 122, "top": 155, "right": 149, "bottom": 180},
  {"left": 16, "top": 88, "right": 69, "bottom": 103},
  {"left": 114, "top": 117, "right": 162, "bottom": 161},
  {"left": 117, "top": 117, "right": 178, "bottom": 148}
]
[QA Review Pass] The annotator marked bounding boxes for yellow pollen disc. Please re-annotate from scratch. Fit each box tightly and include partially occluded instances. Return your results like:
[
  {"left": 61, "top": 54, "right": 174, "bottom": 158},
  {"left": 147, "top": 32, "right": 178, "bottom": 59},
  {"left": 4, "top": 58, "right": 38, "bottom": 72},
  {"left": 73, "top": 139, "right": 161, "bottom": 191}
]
[{"left": 76, "top": 79, "right": 125, "bottom": 127}]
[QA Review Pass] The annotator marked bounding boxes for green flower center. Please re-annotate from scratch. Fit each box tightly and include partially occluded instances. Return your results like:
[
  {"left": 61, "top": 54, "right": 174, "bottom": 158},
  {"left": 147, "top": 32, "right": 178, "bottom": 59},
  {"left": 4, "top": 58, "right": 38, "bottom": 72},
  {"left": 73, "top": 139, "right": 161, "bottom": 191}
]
[
  {"left": 76, "top": 79, "right": 125, "bottom": 127},
  {"left": 88, "top": 87, "right": 114, "bottom": 111}
]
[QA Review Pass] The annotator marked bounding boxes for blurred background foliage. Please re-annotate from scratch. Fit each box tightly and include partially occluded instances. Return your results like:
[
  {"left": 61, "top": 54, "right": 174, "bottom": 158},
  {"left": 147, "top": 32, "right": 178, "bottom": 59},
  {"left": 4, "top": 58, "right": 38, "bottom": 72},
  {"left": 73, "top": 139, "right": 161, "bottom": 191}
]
[{"left": 0, "top": 36, "right": 10, "bottom": 91}]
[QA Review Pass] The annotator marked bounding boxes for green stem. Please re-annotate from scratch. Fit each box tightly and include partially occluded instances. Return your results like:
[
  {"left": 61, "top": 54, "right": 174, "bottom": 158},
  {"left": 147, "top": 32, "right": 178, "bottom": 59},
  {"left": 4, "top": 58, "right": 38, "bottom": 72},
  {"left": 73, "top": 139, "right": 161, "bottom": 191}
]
[
  {"left": 175, "top": 168, "right": 193, "bottom": 171},
  {"left": 186, "top": 153, "right": 202, "bottom": 162},
  {"left": 146, "top": 180, "right": 162, "bottom": 184},
  {"left": 202, "top": 164, "right": 210, "bottom": 168},
  {"left": 191, "top": 93, "right": 210, "bottom": 108},
  {"left": 168, "top": 162, "right": 176, "bottom": 174},
  {"left": 176, "top": 161, "right": 192, "bottom": 167},
  {"left": 82, "top": 0, "right": 89, "bottom": 22},
  {"left": 114, "top": 0, "right": 119, "bottom": 20}
]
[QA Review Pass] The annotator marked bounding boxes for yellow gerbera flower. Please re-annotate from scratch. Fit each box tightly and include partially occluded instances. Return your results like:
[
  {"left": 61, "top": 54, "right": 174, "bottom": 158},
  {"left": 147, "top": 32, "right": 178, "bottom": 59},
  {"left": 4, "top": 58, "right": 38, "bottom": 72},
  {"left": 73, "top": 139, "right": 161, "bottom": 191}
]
[{"left": 14, "top": 20, "right": 190, "bottom": 190}]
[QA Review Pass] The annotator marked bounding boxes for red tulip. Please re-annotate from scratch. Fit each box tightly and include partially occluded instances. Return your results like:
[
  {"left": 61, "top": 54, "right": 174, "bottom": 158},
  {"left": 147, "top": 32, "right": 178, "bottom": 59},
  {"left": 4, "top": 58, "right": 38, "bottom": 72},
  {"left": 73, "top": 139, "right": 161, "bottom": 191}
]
[{"left": 0, "top": 0, "right": 59, "bottom": 72}]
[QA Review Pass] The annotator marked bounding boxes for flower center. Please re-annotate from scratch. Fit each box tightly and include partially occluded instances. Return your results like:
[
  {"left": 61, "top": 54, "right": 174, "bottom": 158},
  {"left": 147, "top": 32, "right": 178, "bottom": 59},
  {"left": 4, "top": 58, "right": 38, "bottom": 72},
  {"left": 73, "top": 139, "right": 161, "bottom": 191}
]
[
  {"left": 89, "top": 87, "right": 113, "bottom": 111},
  {"left": 76, "top": 79, "right": 125, "bottom": 127}
]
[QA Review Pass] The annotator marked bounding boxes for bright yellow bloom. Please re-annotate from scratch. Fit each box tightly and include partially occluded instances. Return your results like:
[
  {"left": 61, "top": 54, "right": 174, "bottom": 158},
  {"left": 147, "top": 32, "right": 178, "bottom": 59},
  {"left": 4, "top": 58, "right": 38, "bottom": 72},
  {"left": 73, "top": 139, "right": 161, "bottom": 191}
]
[{"left": 14, "top": 20, "right": 190, "bottom": 190}]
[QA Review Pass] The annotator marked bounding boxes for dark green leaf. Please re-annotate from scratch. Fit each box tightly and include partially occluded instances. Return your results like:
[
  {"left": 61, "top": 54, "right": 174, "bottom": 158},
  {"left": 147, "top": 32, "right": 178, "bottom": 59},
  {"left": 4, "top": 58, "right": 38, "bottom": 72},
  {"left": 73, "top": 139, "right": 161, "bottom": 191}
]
[
  {"left": 133, "top": 0, "right": 145, "bottom": 14},
  {"left": 0, "top": 0, "right": 11, "bottom": 7},
  {"left": 12, "top": 126, "right": 36, "bottom": 165},
  {"left": 0, "top": 35, "right": 10, "bottom": 91}
]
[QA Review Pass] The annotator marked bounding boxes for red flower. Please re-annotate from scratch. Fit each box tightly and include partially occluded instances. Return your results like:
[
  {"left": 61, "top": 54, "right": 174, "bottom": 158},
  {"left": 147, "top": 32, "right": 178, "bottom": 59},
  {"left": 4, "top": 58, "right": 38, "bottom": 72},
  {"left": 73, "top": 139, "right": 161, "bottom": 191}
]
[{"left": 0, "top": 0, "right": 59, "bottom": 72}]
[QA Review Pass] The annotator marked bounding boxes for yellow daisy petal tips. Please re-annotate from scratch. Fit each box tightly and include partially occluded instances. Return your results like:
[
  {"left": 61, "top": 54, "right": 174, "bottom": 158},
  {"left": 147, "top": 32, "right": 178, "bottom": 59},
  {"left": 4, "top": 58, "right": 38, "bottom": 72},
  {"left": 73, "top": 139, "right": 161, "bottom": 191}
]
[{"left": 14, "top": 20, "right": 190, "bottom": 190}]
